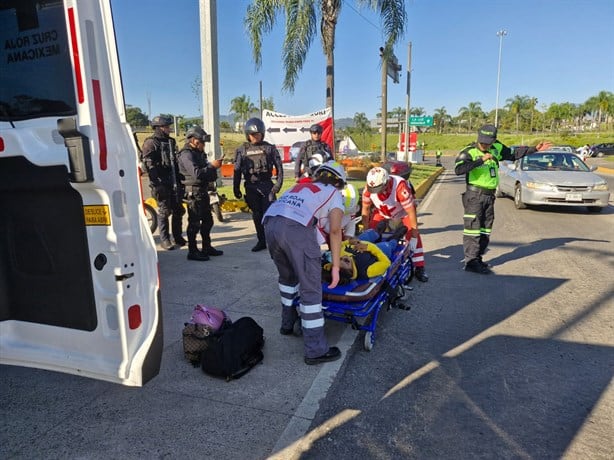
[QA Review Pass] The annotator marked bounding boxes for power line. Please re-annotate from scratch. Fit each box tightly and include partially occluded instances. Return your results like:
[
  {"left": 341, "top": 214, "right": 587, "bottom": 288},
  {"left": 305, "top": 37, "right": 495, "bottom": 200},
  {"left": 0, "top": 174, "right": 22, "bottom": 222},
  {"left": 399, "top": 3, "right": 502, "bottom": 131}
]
[{"left": 342, "top": 0, "right": 381, "bottom": 32}]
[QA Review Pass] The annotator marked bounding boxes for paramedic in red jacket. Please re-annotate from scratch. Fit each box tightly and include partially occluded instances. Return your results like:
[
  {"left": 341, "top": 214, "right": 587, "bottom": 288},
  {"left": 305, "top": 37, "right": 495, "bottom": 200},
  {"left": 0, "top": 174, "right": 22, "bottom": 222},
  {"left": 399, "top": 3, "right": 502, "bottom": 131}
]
[{"left": 361, "top": 166, "right": 428, "bottom": 282}]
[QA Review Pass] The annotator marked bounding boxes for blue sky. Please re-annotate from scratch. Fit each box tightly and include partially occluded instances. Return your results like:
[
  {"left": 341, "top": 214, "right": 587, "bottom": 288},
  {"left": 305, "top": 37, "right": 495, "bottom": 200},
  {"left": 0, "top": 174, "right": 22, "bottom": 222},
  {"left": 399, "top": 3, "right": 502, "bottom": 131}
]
[{"left": 111, "top": 0, "right": 614, "bottom": 121}]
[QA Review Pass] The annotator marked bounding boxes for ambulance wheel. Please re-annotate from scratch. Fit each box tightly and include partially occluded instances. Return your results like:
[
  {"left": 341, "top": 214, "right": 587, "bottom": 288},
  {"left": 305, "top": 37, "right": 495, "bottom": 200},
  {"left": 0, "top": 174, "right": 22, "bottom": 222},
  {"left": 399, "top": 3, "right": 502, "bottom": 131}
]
[
  {"left": 144, "top": 203, "right": 158, "bottom": 233},
  {"left": 364, "top": 331, "right": 374, "bottom": 351}
]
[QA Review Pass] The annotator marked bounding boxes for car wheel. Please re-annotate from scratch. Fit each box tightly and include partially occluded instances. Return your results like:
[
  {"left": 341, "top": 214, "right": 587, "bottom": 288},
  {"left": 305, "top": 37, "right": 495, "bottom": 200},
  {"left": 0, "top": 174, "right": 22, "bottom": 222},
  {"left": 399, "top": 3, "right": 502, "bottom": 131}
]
[
  {"left": 587, "top": 206, "right": 603, "bottom": 213},
  {"left": 514, "top": 184, "right": 526, "bottom": 209},
  {"left": 597, "top": 152, "right": 604, "bottom": 157}
]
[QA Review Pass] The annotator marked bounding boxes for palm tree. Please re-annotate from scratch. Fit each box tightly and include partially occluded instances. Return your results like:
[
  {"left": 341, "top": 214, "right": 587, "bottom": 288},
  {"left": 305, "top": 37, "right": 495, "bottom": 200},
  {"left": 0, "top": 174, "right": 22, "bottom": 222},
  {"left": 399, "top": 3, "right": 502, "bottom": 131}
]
[
  {"left": 528, "top": 97, "right": 538, "bottom": 132},
  {"left": 245, "top": 1, "right": 407, "bottom": 128},
  {"left": 261, "top": 96, "right": 275, "bottom": 112},
  {"left": 353, "top": 112, "right": 371, "bottom": 146},
  {"left": 410, "top": 107, "right": 425, "bottom": 116},
  {"left": 505, "top": 95, "right": 529, "bottom": 132},
  {"left": 433, "top": 106, "right": 450, "bottom": 134},
  {"left": 457, "top": 101, "right": 483, "bottom": 132},
  {"left": 230, "top": 95, "right": 257, "bottom": 124}
]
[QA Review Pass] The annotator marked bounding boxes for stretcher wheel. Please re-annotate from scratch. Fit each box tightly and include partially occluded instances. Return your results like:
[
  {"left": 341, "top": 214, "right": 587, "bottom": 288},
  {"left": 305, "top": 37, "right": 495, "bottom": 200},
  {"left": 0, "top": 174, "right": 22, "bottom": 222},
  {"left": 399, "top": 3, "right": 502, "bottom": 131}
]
[{"left": 364, "top": 331, "right": 374, "bottom": 351}]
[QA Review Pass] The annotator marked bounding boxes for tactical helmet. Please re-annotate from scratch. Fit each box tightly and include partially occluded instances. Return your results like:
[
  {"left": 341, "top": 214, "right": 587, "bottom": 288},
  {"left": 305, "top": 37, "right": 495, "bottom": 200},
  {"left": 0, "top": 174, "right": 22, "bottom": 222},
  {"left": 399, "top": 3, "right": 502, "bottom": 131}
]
[
  {"left": 309, "top": 124, "right": 323, "bottom": 134},
  {"left": 151, "top": 115, "right": 172, "bottom": 127},
  {"left": 244, "top": 117, "right": 266, "bottom": 141},
  {"left": 314, "top": 160, "right": 346, "bottom": 188},
  {"left": 186, "top": 126, "right": 208, "bottom": 142},
  {"left": 366, "top": 167, "right": 390, "bottom": 194},
  {"left": 341, "top": 183, "right": 358, "bottom": 215}
]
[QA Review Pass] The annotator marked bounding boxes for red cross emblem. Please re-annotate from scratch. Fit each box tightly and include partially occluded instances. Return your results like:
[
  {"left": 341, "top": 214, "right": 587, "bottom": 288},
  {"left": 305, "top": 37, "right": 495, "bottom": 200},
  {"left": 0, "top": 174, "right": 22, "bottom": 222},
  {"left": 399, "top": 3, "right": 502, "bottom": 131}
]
[{"left": 291, "top": 183, "right": 320, "bottom": 193}]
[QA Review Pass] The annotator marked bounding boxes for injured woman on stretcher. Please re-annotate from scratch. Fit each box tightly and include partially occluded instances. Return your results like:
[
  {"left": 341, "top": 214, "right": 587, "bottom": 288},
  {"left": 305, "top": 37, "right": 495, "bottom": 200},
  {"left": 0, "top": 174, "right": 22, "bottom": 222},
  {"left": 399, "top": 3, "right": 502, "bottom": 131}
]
[{"left": 322, "top": 225, "right": 409, "bottom": 286}]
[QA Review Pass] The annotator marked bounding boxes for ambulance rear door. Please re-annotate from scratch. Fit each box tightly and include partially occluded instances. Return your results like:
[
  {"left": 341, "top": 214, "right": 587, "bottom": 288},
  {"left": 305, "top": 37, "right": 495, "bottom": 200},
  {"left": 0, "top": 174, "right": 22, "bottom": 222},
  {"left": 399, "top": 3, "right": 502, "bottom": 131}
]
[{"left": 0, "top": 0, "right": 163, "bottom": 386}]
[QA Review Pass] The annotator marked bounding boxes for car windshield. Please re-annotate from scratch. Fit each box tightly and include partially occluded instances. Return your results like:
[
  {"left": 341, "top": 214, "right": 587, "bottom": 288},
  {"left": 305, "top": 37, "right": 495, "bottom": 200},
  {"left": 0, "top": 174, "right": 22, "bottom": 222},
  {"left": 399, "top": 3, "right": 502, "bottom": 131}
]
[{"left": 520, "top": 153, "right": 590, "bottom": 172}]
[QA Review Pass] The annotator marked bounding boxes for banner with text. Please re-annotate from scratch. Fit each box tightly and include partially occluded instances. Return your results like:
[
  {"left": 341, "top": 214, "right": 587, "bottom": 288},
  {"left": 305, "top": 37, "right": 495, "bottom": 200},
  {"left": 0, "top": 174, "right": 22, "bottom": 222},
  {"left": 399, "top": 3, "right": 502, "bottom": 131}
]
[{"left": 262, "top": 108, "right": 333, "bottom": 162}]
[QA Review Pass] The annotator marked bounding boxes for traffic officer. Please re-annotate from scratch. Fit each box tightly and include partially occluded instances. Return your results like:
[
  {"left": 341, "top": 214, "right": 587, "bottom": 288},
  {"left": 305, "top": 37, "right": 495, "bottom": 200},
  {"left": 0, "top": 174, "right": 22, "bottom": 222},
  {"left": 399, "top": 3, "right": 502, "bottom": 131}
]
[
  {"left": 177, "top": 126, "right": 224, "bottom": 261},
  {"left": 455, "top": 124, "right": 551, "bottom": 274},
  {"left": 294, "top": 123, "right": 333, "bottom": 181},
  {"left": 233, "top": 117, "right": 284, "bottom": 252},
  {"left": 141, "top": 115, "right": 185, "bottom": 250},
  {"left": 263, "top": 161, "right": 346, "bottom": 365}
]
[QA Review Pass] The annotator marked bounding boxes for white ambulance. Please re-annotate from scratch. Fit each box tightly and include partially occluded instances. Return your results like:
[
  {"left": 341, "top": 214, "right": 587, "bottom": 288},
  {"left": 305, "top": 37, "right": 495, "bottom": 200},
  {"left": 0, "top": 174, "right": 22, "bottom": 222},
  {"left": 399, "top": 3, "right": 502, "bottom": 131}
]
[{"left": 0, "top": 0, "right": 162, "bottom": 386}]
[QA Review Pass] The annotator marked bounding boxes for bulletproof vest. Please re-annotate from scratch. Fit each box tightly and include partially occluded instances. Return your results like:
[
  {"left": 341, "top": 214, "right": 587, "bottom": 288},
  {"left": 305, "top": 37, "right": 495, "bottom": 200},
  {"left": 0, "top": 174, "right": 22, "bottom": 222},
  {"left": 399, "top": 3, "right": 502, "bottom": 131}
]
[
  {"left": 146, "top": 136, "right": 176, "bottom": 169},
  {"left": 243, "top": 143, "right": 270, "bottom": 182},
  {"left": 304, "top": 141, "right": 328, "bottom": 161}
]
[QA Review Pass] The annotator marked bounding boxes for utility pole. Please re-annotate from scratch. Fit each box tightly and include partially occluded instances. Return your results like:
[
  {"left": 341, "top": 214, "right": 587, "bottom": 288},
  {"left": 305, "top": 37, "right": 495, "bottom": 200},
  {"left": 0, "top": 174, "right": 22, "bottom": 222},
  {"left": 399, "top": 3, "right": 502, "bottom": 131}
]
[
  {"left": 259, "top": 80, "right": 263, "bottom": 119},
  {"left": 199, "top": 0, "right": 221, "bottom": 159},
  {"left": 380, "top": 48, "right": 388, "bottom": 163},
  {"left": 403, "top": 42, "right": 412, "bottom": 162},
  {"left": 495, "top": 29, "right": 507, "bottom": 127}
]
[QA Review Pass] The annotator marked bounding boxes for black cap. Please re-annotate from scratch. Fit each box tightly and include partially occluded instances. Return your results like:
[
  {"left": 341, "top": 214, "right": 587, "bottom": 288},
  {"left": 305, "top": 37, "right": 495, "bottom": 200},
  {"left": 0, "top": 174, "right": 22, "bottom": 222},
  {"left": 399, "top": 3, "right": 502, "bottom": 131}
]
[
  {"left": 151, "top": 115, "right": 172, "bottom": 127},
  {"left": 477, "top": 124, "right": 497, "bottom": 144}
]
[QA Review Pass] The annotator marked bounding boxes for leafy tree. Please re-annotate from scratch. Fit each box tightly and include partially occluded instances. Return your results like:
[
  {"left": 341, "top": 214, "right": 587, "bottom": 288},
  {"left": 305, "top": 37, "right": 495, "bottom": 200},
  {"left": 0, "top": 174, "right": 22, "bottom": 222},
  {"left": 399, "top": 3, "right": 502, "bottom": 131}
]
[
  {"left": 389, "top": 106, "right": 405, "bottom": 133},
  {"left": 126, "top": 105, "right": 149, "bottom": 128},
  {"left": 261, "top": 96, "right": 275, "bottom": 112},
  {"left": 245, "top": 0, "right": 407, "bottom": 127},
  {"left": 410, "top": 107, "right": 425, "bottom": 116},
  {"left": 230, "top": 94, "right": 257, "bottom": 124}
]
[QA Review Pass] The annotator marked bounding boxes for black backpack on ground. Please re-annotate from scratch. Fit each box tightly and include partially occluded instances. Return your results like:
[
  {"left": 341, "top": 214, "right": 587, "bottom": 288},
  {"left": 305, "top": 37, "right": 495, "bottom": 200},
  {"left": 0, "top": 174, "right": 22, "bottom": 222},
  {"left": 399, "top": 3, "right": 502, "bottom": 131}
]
[{"left": 200, "top": 317, "right": 265, "bottom": 381}]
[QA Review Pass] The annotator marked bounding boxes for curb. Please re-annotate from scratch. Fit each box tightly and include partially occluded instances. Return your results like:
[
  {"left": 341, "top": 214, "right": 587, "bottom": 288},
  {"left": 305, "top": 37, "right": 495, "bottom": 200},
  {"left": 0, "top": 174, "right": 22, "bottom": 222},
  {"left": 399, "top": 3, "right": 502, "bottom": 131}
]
[
  {"left": 414, "top": 167, "right": 444, "bottom": 199},
  {"left": 597, "top": 166, "right": 614, "bottom": 175}
]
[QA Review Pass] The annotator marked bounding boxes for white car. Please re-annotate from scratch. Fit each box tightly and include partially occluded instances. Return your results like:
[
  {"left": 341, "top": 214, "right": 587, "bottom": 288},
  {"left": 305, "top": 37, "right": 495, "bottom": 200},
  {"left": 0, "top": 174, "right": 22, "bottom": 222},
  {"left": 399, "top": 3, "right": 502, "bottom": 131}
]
[{"left": 497, "top": 151, "right": 610, "bottom": 213}]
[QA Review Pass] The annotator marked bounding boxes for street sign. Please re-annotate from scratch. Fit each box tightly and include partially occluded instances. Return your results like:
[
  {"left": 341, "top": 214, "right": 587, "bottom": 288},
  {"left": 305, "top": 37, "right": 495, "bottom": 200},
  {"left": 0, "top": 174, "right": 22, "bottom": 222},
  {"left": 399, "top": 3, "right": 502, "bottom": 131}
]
[{"left": 409, "top": 116, "right": 433, "bottom": 127}]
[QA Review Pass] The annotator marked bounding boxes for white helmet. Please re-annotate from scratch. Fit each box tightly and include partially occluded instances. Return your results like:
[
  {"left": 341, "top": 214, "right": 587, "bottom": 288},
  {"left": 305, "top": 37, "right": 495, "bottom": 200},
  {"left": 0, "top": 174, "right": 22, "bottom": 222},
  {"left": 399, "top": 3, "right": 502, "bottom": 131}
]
[
  {"left": 366, "top": 167, "right": 389, "bottom": 193},
  {"left": 341, "top": 183, "right": 358, "bottom": 215},
  {"left": 307, "top": 153, "right": 324, "bottom": 175},
  {"left": 314, "top": 160, "right": 347, "bottom": 187}
]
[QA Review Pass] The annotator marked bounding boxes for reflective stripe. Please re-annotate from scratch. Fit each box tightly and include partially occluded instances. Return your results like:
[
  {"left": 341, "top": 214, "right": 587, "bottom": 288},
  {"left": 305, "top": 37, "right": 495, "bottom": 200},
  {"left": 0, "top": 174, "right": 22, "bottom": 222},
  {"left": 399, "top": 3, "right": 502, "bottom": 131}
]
[
  {"left": 464, "top": 213, "right": 476, "bottom": 219},
  {"left": 281, "top": 296, "right": 295, "bottom": 306},
  {"left": 279, "top": 283, "right": 299, "bottom": 294},
  {"left": 302, "top": 317, "right": 325, "bottom": 329},
  {"left": 300, "top": 303, "right": 322, "bottom": 314},
  {"left": 464, "top": 229, "right": 480, "bottom": 235},
  {"left": 480, "top": 228, "right": 492, "bottom": 235}
]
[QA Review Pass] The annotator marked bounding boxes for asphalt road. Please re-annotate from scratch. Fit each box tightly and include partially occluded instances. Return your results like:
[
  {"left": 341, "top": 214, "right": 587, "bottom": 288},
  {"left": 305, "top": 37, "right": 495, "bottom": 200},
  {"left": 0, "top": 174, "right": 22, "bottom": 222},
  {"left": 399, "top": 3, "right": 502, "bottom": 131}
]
[
  {"left": 1, "top": 158, "right": 612, "bottom": 459},
  {"left": 298, "top": 159, "right": 614, "bottom": 459}
]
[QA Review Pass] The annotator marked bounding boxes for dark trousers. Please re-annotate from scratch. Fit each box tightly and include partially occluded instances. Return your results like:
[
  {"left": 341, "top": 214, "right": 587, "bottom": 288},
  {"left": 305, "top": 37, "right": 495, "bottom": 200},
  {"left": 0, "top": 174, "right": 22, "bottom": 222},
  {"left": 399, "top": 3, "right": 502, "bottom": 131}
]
[
  {"left": 186, "top": 194, "right": 213, "bottom": 251},
  {"left": 245, "top": 187, "right": 272, "bottom": 243},
  {"left": 153, "top": 186, "right": 185, "bottom": 242},
  {"left": 461, "top": 189, "right": 495, "bottom": 262}
]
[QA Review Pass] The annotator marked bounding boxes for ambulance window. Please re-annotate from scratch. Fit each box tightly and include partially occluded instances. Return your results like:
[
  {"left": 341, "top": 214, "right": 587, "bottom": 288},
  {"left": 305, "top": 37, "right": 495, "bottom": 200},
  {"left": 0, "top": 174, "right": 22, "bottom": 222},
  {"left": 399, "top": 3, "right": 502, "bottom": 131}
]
[{"left": 0, "top": 0, "right": 76, "bottom": 122}]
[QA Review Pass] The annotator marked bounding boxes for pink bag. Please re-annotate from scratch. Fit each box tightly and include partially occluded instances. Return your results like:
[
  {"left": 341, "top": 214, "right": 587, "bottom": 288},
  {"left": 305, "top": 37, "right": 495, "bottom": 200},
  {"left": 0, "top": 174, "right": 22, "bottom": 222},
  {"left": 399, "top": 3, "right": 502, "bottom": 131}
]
[{"left": 190, "top": 304, "right": 229, "bottom": 332}]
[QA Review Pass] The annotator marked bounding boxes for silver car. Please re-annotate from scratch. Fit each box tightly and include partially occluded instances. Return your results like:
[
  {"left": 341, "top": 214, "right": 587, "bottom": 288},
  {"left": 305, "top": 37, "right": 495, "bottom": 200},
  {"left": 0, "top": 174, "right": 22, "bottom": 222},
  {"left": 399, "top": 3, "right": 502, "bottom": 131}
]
[{"left": 497, "top": 151, "right": 610, "bottom": 213}]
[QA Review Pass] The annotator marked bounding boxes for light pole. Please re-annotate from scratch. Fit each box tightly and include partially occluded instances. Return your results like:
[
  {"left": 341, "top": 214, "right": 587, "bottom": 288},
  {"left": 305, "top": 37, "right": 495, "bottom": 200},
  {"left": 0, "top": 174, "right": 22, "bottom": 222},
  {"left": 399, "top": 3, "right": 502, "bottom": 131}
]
[{"left": 494, "top": 29, "right": 507, "bottom": 127}]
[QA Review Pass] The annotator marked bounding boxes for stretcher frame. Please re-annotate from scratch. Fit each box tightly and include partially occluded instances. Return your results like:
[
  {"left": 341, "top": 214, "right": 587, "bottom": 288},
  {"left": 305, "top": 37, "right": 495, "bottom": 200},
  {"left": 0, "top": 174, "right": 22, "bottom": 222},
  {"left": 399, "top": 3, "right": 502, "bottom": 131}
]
[{"left": 321, "top": 241, "right": 413, "bottom": 350}]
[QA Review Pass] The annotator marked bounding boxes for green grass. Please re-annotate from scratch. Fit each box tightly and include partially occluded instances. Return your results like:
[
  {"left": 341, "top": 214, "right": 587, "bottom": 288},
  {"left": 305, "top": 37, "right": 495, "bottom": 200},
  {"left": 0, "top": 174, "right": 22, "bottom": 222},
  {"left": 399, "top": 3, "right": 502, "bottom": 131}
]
[{"left": 217, "top": 163, "right": 439, "bottom": 198}]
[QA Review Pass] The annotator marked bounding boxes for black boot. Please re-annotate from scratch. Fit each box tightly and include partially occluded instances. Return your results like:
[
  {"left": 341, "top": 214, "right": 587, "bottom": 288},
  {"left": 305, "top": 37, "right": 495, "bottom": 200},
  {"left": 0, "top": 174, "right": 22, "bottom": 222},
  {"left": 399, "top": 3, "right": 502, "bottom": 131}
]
[
  {"left": 173, "top": 235, "right": 187, "bottom": 247},
  {"left": 202, "top": 246, "right": 223, "bottom": 256},
  {"left": 251, "top": 240, "right": 267, "bottom": 252},
  {"left": 414, "top": 266, "right": 429, "bottom": 282},
  {"left": 187, "top": 243, "right": 208, "bottom": 261}
]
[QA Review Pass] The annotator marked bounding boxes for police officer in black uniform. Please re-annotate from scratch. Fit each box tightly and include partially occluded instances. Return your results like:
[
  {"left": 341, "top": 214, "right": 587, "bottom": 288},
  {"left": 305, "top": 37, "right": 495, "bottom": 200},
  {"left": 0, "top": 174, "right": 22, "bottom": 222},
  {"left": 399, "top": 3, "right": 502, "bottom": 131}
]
[
  {"left": 294, "top": 123, "right": 333, "bottom": 181},
  {"left": 455, "top": 124, "right": 551, "bottom": 274},
  {"left": 233, "top": 118, "right": 284, "bottom": 252},
  {"left": 141, "top": 115, "right": 185, "bottom": 250},
  {"left": 177, "top": 126, "right": 224, "bottom": 261}
]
